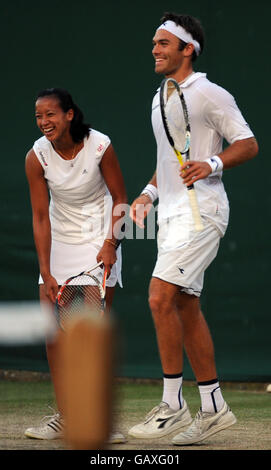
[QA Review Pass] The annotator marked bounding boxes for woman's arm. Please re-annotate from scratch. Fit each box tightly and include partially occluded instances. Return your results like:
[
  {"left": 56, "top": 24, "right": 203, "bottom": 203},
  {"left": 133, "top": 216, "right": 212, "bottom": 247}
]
[
  {"left": 97, "top": 144, "right": 127, "bottom": 275},
  {"left": 25, "top": 149, "right": 58, "bottom": 302}
]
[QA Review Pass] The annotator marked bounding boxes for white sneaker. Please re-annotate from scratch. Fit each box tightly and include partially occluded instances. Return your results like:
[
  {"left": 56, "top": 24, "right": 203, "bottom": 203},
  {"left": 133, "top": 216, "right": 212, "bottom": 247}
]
[
  {"left": 107, "top": 431, "right": 126, "bottom": 444},
  {"left": 172, "top": 401, "right": 237, "bottom": 445},
  {"left": 128, "top": 400, "right": 192, "bottom": 439},
  {"left": 24, "top": 412, "right": 64, "bottom": 440},
  {"left": 25, "top": 412, "right": 125, "bottom": 445}
]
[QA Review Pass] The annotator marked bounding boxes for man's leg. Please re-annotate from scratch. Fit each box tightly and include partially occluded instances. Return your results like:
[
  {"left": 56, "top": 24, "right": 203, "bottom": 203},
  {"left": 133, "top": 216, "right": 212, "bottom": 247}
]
[
  {"left": 148, "top": 277, "right": 183, "bottom": 374},
  {"left": 150, "top": 282, "right": 221, "bottom": 412},
  {"left": 172, "top": 291, "right": 236, "bottom": 445},
  {"left": 176, "top": 292, "right": 217, "bottom": 382},
  {"left": 128, "top": 277, "right": 192, "bottom": 438}
]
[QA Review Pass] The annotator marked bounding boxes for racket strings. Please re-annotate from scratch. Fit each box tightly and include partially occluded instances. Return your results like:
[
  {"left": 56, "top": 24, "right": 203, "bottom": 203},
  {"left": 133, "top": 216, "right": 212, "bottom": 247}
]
[
  {"left": 160, "top": 77, "right": 204, "bottom": 232},
  {"left": 164, "top": 86, "right": 190, "bottom": 154},
  {"left": 57, "top": 274, "right": 104, "bottom": 329}
]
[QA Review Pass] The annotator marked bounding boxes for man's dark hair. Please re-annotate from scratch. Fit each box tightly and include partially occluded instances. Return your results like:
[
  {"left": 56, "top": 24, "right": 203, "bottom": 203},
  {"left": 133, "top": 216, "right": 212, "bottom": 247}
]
[
  {"left": 36, "top": 88, "right": 90, "bottom": 143},
  {"left": 160, "top": 12, "right": 205, "bottom": 61}
]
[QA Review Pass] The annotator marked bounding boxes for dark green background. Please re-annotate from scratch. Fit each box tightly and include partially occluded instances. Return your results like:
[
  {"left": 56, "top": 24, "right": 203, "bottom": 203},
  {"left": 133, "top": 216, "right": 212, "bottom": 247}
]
[{"left": 0, "top": 0, "right": 270, "bottom": 381}]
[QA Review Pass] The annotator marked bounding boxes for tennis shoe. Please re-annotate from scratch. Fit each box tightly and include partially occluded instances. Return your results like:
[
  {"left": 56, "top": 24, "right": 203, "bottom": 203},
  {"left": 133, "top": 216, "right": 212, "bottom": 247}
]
[
  {"left": 172, "top": 401, "right": 237, "bottom": 445},
  {"left": 24, "top": 412, "right": 64, "bottom": 440},
  {"left": 25, "top": 411, "right": 125, "bottom": 444},
  {"left": 128, "top": 400, "right": 192, "bottom": 439}
]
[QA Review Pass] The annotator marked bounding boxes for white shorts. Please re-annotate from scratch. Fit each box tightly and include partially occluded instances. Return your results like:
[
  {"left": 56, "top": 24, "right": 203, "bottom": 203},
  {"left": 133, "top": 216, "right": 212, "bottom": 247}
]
[
  {"left": 152, "top": 214, "right": 221, "bottom": 297},
  {"left": 39, "top": 239, "right": 122, "bottom": 287}
]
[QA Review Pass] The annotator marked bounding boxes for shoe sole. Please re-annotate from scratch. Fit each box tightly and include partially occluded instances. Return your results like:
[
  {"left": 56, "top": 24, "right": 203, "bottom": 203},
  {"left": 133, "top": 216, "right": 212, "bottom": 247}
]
[
  {"left": 24, "top": 430, "right": 62, "bottom": 440},
  {"left": 172, "top": 414, "right": 237, "bottom": 445},
  {"left": 128, "top": 416, "right": 193, "bottom": 439},
  {"left": 107, "top": 438, "right": 127, "bottom": 444}
]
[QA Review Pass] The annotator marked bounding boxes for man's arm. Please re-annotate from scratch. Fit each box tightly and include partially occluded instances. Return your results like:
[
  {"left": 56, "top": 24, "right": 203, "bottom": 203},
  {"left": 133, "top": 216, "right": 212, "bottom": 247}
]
[
  {"left": 215, "top": 137, "right": 258, "bottom": 169},
  {"left": 180, "top": 137, "right": 258, "bottom": 187},
  {"left": 129, "top": 171, "right": 157, "bottom": 228}
]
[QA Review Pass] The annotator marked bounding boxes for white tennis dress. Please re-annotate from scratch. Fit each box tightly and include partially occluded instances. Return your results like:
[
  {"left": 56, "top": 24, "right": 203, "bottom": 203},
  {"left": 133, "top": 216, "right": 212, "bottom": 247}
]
[
  {"left": 151, "top": 73, "right": 255, "bottom": 295},
  {"left": 33, "top": 129, "right": 122, "bottom": 286}
]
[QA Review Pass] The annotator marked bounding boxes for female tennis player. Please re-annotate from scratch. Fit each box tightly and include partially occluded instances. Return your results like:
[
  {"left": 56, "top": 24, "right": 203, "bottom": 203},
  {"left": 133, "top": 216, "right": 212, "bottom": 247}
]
[{"left": 24, "top": 88, "right": 127, "bottom": 444}]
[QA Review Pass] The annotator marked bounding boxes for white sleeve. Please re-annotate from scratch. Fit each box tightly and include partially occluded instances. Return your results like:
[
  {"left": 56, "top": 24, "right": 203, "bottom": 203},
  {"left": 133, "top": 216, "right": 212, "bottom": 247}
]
[
  {"left": 203, "top": 86, "right": 254, "bottom": 144},
  {"left": 94, "top": 135, "right": 111, "bottom": 164},
  {"left": 33, "top": 138, "right": 50, "bottom": 170}
]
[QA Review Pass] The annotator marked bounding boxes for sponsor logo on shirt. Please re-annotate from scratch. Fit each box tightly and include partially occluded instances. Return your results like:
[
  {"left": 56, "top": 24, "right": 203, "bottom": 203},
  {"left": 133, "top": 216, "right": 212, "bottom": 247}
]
[
  {"left": 39, "top": 151, "right": 48, "bottom": 166},
  {"left": 96, "top": 143, "right": 104, "bottom": 153},
  {"left": 210, "top": 157, "right": 218, "bottom": 171}
]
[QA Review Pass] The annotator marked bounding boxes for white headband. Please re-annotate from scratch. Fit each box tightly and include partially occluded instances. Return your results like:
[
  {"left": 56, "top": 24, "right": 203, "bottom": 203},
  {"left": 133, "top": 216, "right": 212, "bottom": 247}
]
[{"left": 157, "top": 20, "right": 201, "bottom": 56}]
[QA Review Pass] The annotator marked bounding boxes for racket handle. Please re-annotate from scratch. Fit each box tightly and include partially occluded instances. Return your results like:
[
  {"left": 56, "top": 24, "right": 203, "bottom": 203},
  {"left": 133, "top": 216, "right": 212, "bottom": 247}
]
[
  {"left": 102, "top": 269, "right": 108, "bottom": 290},
  {"left": 187, "top": 188, "right": 204, "bottom": 232},
  {"left": 174, "top": 150, "right": 203, "bottom": 231},
  {"left": 174, "top": 149, "right": 184, "bottom": 166}
]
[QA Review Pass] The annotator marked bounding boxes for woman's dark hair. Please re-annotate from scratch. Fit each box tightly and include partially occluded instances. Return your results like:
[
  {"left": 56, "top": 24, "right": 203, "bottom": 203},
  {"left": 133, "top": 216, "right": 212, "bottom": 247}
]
[
  {"left": 36, "top": 88, "right": 90, "bottom": 143},
  {"left": 160, "top": 12, "right": 205, "bottom": 62}
]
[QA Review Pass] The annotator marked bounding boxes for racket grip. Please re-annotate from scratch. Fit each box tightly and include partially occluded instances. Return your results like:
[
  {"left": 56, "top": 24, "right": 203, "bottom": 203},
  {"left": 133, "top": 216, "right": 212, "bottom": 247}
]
[
  {"left": 174, "top": 149, "right": 184, "bottom": 166},
  {"left": 102, "top": 269, "right": 108, "bottom": 290},
  {"left": 188, "top": 188, "right": 204, "bottom": 232}
]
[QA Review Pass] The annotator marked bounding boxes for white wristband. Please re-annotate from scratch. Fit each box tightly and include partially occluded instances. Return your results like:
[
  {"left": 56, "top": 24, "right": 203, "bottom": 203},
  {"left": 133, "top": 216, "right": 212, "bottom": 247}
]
[
  {"left": 205, "top": 156, "right": 224, "bottom": 175},
  {"left": 141, "top": 184, "right": 158, "bottom": 203}
]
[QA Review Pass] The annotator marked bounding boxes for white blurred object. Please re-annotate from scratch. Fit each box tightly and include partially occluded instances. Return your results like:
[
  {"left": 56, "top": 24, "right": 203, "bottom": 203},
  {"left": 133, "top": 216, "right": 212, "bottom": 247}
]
[{"left": 0, "top": 301, "right": 57, "bottom": 345}]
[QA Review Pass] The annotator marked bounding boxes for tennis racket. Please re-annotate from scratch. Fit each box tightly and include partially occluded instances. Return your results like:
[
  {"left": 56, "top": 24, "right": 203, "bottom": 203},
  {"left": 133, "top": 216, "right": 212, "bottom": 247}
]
[
  {"left": 159, "top": 78, "right": 204, "bottom": 232},
  {"left": 55, "top": 262, "right": 107, "bottom": 331}
]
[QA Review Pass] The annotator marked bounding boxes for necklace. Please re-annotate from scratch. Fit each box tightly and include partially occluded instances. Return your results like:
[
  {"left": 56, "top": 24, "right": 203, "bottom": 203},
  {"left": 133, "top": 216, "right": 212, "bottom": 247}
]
[{"left": 53, "top": 143, "right": 77, "bottom": 161}]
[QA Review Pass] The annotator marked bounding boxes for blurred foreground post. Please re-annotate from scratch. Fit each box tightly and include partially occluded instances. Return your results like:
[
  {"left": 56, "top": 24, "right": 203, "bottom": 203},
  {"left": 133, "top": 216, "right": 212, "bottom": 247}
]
[{"left": 60, "top": 312, "right": 114, "bottom": 450}]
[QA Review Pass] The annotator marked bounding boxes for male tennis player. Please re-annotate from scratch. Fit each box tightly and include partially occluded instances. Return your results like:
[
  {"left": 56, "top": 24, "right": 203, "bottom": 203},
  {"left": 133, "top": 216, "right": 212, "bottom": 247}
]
[{"left": 129, "top": 13, "right": 258, "bottom": 445}]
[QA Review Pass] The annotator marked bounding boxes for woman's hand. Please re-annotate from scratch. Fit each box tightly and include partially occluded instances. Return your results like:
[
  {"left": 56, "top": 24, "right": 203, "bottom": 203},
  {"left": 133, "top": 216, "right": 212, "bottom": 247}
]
[
  {"left": 96, "top": 241, "right": 117, "bottom": 277},
  {"left": 43, "top": 274, "right": 59, "bottom": 303}
]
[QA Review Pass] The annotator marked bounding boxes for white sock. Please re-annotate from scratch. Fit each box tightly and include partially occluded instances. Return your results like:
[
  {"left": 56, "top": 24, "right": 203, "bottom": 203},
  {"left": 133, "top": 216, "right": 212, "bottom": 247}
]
[
  {"left": 162, "top": 374, "right": 183, "bottom": 411},
  {"left": 198, "top": 379, "right": 225, "bottom": 413}
]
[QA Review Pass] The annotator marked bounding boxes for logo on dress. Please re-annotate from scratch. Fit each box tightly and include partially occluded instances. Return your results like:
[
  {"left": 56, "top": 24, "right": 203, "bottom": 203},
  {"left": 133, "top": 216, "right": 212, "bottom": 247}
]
[
  {"left": 39, "top": 151, "right": 48, "bottom": 166},
  {"left": 96, "top": 142, "right": 106, "bottom": 156},
  {"left": 97, "top": 143, "right": 104, "bottom": 152}
]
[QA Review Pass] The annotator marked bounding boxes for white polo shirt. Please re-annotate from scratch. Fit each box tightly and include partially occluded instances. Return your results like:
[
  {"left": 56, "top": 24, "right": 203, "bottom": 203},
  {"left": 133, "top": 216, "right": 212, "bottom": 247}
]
[{"left": 151, "top": 72, "right": 254, "bottom": 236}]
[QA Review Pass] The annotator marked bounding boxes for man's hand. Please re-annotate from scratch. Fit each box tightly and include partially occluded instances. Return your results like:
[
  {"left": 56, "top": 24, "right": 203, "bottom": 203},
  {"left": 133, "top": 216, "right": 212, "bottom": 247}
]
[
  {"left": 180, "top": 161, "right": 212, "bottom": 186},
  {"left": 129, "top": 194, "right": 153, "bottom": 228}
]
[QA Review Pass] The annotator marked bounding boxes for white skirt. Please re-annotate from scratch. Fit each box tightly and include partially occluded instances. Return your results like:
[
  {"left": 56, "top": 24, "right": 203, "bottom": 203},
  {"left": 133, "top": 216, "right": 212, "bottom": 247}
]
[{"left": 39, "top": 239, "right": 122, "bottom": 287}]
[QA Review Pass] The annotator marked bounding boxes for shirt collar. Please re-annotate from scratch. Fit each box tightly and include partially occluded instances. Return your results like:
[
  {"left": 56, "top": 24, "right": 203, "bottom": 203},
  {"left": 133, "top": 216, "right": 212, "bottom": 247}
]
[
  {"left": 180, "top": 72, "right": 206, "bottom": 88},
  {"left": 156, "top": 72, "right": 206, "bottom": 92}
]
